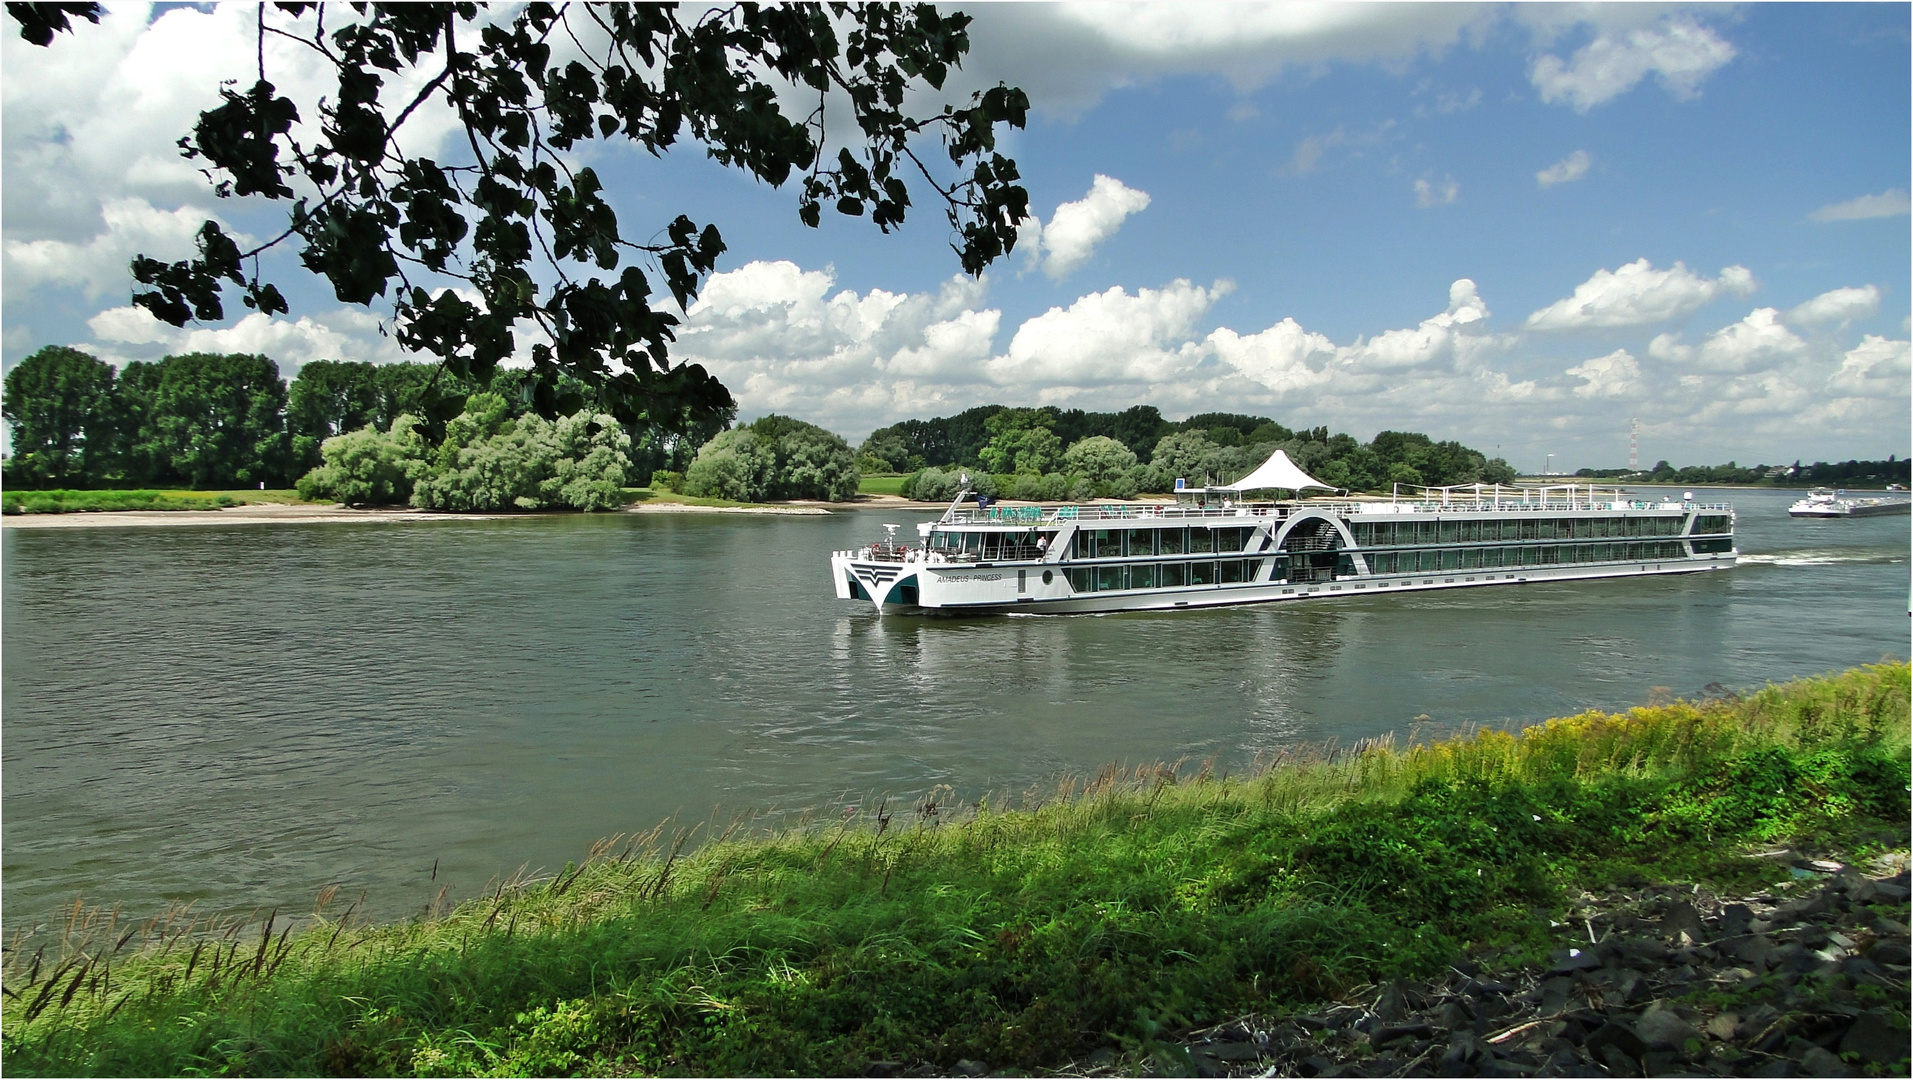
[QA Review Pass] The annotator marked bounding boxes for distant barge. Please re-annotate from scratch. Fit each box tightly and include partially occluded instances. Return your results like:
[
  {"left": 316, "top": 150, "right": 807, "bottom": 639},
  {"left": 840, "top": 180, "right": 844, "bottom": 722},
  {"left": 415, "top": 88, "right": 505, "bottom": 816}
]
[
  {"left": 831, "top": 449, "right": 1735, "bottom": 614},
  {"left": 1788, "top": 489, "right": 1912, "bottom": 519}
]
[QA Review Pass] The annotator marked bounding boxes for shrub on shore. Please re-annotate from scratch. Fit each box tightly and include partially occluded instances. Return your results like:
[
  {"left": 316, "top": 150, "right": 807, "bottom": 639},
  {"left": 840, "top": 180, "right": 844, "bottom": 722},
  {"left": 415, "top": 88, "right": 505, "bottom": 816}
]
[
  {"left": 3, "top": 664, "right": 1905, "bottom": 1077},
  {"left": 682, "top": 414, "right": 859, "bottom": 502},
  {"left": 0, "top": 489, "right": 238, "bottom": 515}
]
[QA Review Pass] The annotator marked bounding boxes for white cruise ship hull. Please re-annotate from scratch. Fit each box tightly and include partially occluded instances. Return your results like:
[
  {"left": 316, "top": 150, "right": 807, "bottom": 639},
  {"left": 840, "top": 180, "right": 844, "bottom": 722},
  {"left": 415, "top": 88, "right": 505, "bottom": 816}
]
[{"left": 832, "top": 486, "right": 1737, "bottom": 616}]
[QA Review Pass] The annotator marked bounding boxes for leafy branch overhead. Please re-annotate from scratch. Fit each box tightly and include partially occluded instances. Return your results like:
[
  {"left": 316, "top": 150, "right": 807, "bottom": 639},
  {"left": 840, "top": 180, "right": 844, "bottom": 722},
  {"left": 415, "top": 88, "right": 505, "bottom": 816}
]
[{"left": 12, "top": 1, "right": 1029, "bottom": 433}]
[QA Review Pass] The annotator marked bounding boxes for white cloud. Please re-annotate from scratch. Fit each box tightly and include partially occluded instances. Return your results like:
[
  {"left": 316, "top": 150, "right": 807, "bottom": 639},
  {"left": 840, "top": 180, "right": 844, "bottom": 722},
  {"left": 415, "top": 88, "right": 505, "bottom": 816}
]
[
  {"left": 987, "top": 279, "right": 1228, "bottom": 387},
  {"left": 1526, "top": 259, "right": 1756, "bottom": 331},
  {"left": 1340, "top": 279, "right": 1490, "bottom": 371},
  {"left": 1691, "top": 308, "right": 1808, "bottom": 373},
  {"left": 1021, "top": 175, "right": 1152, "bottom": 280},
  {"left": 1208, "top": 319, "right": 1336, "bottom": 394},
  {"left": 953, "top": 4, "right": 1499, "bottom": 117},
  {"left": 83, "top": 305, "right": 405, "bottom": 372},
  {"left": 1808, "top": 190, "right": 1912, "bottom": 222},
  {"left": 1529, "top": 17, "right": 1736, "bottom": 112},
  {"left": 1785, "top": 285, "right": 1881, "bottom": 328},
  {"left": 4, "top": 197, "right": 216, "bottom": 298},
  {"left": 1829, "top": 335, "right": 1911, "bottom": 393},
  {"left": 1566, "top": 349, "right": 1641, "bottom": 398},
  {"left": 1536, "top": 150, "right": 1591, "bottom": 189},
  {"left": 1414, "top": 175, "right": 1459, "bottom": 208}
]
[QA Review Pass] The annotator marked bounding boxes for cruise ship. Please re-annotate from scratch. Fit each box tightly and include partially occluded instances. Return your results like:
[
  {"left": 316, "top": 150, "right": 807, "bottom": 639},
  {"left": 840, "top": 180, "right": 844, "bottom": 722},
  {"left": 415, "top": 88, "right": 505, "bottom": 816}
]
[
  {"left": 1787, "top": 488, "right": 1912, "bottom": 519},
  {"left": 831, "top": 449, "right": 1736, "bottom": 614}
]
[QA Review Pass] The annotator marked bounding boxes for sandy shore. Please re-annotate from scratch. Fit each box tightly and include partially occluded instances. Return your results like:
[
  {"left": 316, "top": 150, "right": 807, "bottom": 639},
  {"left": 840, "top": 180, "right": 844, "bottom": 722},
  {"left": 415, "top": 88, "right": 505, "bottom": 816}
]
[{"left": 0, "top": 502, "right": 513, "bottom": 529}]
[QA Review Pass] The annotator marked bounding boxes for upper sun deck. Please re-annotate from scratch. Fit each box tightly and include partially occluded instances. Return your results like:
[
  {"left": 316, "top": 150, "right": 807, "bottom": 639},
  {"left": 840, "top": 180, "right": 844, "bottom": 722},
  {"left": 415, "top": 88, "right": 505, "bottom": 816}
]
[{"left": 935, "top": 483, "right": 1728, "bottom": 528}]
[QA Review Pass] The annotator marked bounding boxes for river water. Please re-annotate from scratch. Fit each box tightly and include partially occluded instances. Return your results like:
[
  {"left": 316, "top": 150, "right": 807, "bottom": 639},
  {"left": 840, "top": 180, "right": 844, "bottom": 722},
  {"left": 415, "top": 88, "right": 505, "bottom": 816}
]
[{"left": 3, "top": 487, "right": 1905, "bottom": 929}]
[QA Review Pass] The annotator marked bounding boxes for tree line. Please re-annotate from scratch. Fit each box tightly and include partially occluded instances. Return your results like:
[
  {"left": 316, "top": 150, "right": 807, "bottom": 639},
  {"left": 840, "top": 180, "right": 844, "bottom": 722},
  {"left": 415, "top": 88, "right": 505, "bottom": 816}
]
[
  {"left": 0, "top": 345, "right": 727, "bottom": 492},
  {"left": 1577, "top": 458, "right": 1910, "bottom": 488},
  {"left": 859, "top": 404, "right": 1518, "bottom": 500}
]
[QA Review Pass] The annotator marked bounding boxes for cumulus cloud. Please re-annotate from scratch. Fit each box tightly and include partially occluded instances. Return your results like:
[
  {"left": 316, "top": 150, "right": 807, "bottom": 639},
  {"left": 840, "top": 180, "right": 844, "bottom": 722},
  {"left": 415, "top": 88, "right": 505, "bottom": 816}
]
[
  {"left": 1785, "top": 285, "right": 1881, "bottom": 328},
  {"left": 1208, "top": 319, "right": 1336, "bottom": 394},
  {"left": 1020, "top": 175, "right": 1152, "bottom": 280},
  {"left": 1536, "top": 150, "right": 1591, "bottom": 188},
  {"left": 1691, "top": 309, "right": 1808, "bottom": 373},
  {"left": 1525, "top": 259, "right": 1756, "bottom": 331},
  {"left": 1829, "top": 335, "right": 1911, "bottom": 393},
  {"left": 1808, "top": 190, "right": 1912, "bottom": 222},
  {"left": 1566, "top": 349, "right": 1641, "bottom": 398},
  {"left": 1414, "top": 175, "right": 1460, "bottom": 208},
  {"left": 4, "top": 197, "right": 216, "bottom": 298},
  {"left": 1529, "top": 17, "right": 1737, "bottom": 112},
  {"left": 83, "top": 305, "right": 405, "bottom": 372},
  {"left": 986, "top": 279, "right": 1228, "bottom": 387},
  {"left": 1340, "top": 279, "right": 1491, "bottom": 371}
]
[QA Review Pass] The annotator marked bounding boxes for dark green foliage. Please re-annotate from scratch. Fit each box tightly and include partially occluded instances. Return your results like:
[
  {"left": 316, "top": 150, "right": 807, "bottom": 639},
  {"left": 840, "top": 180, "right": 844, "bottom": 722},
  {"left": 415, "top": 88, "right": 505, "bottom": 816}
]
[
  {"left": 1, "top": 489, "right": 236, "bottom": 514},
  {"left": 6, "top": 666, "right": 1903, "bottom": 1077},
  {"left": 1578, "top": 457, "right": 1912, "bottom": 487},
  {"left": 1, "top": 346, "right": 119, "bottom": 487},
  {"left": 286, "top": 360, "right": 385, "bottom": 478},
  {"left": 10, "top": 3, "right": 1030, "bottom": 440},
  {"left": 683, "top": 414, "right": 859, "bottom": 501},
  {"left": 141, "top": 352, "right": 289, "bottom": 490}
]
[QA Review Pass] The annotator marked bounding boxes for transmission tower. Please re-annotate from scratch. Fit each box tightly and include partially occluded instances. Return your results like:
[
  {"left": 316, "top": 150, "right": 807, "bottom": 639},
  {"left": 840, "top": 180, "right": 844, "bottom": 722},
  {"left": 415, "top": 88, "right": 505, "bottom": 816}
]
[{"left": 1628, "top": 418, "right": 1640, "bottom": 471}]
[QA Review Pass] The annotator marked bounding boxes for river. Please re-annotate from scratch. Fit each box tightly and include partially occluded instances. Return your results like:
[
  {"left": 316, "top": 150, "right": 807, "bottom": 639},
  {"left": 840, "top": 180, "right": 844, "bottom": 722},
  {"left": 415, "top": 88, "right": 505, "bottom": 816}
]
[{"left": 2, "top": 487, "right": 1905, "bottom": 929}]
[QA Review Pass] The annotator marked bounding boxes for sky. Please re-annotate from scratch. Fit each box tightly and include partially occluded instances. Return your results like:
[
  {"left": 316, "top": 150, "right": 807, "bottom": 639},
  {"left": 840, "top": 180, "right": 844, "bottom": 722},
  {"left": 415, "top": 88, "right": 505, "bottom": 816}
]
[{"left": 3, "top": 3, "right": 1908, "bottom": 471}]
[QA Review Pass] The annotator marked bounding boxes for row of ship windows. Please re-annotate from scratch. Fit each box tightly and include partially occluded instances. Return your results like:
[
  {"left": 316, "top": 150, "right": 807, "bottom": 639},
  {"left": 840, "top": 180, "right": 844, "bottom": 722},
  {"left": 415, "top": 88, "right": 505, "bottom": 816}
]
[
  {"left": 1365, "top": 541, "right": 1695, "bottom": 573},
  {"left": 1066, "top": 560, "right": 1265, "bottom": 592},
  {"left": 1073, "top": 526, "right": 1256, "bottom": 558},
  {"left": 1057, "top": 539, "right": 1724, "bottom": 592},
  {"left": 1350, "top": 515, "right": 1718, "bottom": 545}
]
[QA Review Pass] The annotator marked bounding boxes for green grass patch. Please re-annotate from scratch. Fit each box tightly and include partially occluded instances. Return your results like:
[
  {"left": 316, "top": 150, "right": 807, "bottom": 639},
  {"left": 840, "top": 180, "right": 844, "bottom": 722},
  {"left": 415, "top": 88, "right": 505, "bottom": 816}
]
[
  {"left": 858, "top": 474, "right": 910, "bottom": 497},
  {"left": 4, "top": 664, "right": 1906, "bottom": 1076},
  {"left": 1, "top": 489, "right": 244, "bottom": 515}
]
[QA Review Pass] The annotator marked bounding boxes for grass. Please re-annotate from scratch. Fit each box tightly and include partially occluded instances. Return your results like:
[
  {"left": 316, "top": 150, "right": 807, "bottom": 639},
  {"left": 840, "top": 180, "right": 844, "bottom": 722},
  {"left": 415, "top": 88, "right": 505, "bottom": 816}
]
[
  {"left": 0, "top": 489, "right": 313, "bottom": 514},
  {"left": 3, "top": 664, "right": 1906, "bottom": 1077},
  {"left": 858, "top": 474, "right": 910, "bottom": 497},
  {"left": 618, "top": 487, "right": 781, "bottom": 509}
]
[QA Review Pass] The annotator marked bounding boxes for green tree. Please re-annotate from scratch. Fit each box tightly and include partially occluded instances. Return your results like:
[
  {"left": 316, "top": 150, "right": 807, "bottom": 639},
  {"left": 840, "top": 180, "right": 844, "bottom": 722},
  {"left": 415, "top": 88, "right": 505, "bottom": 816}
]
[
  {"left": 286, "top": 360, "right": 384, "bottom": 480},
  {"left": 1150, "top": 430, "right": 1229, "bottom": 487},
  {"left": 410, "top": 392, "right": 633, "bottom": 511},
  {"left": 978, "top": 408, "right": 1061, "bottom": 474},
  {"left": 684, "top": 414, "right": 858, "bottom": 501},
  {"left": 16, "top": 3, "right": 1030, "bottom": 442},
  {"left": 1062, "top": 435, "right": 1137, "bottom": 496},
  {"left": 111, "top": 359, "right": 172, "bottom": 486},
  {"left": 2, "top": 345, "right": 119, "bottom": 487},
  {"left": 295, "top": 416, "right": 428, "bottom": 506},
  {"left": 145, "top": 353, "right": 289, "bottom": 489}
]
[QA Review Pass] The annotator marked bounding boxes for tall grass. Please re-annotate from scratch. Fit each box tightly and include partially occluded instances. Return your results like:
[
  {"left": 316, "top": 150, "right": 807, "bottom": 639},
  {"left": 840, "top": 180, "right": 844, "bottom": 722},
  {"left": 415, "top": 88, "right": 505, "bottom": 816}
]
[
  {"left": 4, "top": 664, "right": 1906, "bottom": 1077},
  {"left": 1, "top": 490, "right": 238, "bottom": 514}
]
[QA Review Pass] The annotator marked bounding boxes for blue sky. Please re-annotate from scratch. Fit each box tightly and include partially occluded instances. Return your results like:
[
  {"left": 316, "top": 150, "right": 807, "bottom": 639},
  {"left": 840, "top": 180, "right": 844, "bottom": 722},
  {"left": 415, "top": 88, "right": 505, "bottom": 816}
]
[{"left": 3, "top": 3, "right": 1907, "bottom": 470}]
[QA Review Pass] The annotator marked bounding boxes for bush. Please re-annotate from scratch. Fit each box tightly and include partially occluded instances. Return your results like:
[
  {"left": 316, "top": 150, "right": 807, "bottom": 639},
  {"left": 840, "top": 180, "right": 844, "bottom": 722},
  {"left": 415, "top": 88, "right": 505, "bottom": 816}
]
[
  {"left": 650, "top": 470, "right": 684, "bottom": 493},
  {"left": 683, "top": 416, "right": 859, "bottom": 502},
  {"left": 295, "top": 417, "right": 428, "bottom": 506},
  {"left": 410, "top": 395, "right": 633, "bottom": 511}
]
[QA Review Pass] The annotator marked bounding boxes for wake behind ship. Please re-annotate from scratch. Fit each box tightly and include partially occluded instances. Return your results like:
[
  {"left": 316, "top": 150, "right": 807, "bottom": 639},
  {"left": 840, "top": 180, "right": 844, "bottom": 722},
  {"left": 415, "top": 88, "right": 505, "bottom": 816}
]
[{"left": 831, "top": 449, "right": 1735, "bottom": 615}]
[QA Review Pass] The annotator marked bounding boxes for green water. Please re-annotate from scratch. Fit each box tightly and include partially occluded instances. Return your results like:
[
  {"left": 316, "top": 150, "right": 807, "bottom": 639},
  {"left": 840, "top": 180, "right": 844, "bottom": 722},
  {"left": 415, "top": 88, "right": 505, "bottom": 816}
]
[{"left": 2, "top": 487, "right": 1905, "bottom": 928}]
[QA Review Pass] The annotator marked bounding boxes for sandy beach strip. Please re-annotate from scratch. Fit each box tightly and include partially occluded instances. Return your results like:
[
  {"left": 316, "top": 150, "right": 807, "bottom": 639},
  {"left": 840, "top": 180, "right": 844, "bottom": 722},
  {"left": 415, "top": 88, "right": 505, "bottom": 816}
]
[{"left": 0, "top": 499, "right": 848, "bottom": 528}]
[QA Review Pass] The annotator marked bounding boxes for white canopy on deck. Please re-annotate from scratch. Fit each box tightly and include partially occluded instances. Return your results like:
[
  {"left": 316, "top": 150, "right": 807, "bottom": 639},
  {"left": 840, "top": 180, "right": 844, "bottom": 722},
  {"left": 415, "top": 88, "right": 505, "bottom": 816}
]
[{"left": 1213, "top": 448, "right": 1335, "bottom": 493}]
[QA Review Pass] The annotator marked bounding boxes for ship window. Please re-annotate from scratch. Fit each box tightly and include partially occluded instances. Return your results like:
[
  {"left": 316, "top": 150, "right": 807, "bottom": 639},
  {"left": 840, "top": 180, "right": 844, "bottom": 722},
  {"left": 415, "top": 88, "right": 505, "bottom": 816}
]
[
  {"left": 1353, "top": 523, "right": 1375, "bottom": 546},
  {"left": 1129, "top": 564, "right": 1157, "bottom": 590},
  {"left": 1126, "top": 529, "right": 1154, "bottom": 556},
  {"left": 1160, "top": 562, "right": 1187, "bottom": 587},
  {"left": 1439, "top": 521, "right": 1458, "bottom": 543},
  {"left": 1461, "top": 520, "right": 1480, "bottom": 542},
  {"left": 1558, "top": 519, "right": 1577, "bottom": 539},
  {"left": 1189, "top": 561, "right": 1217, "bottom": 585},
  {"left": 1369, "top": 552, "right": 1394, "bottom": 574},
  {"left": 1095, "top": 565, "right": 1125, "bottom": 591},
  {"left": 1189, "top": 529, "right": 1214, "bottom": 553},
  {"left": 1219, "top": 560, "right": 1244, "bottom": 584},
  {"left": 1218, "top": 528, "right": 1245, "bottom": 552},
  {"left": 1536, "top": 520, "right": 1556, "bottom": 540},
  {"left": 1693, "top": 537, "right": 1732, "bottom": 554},
  {"left": 1462, "top": 548, "right": 1482, "bottom": 569},
  {"left": 1695, "top": 515, "right": 1731, "bottom": 534},
  {"left": 1244, "top": 559, "right": 1263, "bottom": 580},
  {"left": 980, "top": 533, "right": 1001, "bottom": 560},
  {"left": 1419, "top": 521, "right": 1440, "bottom": 543},
  {"left": 1067, "top": 568, "right": 1093, "bottom": 592},
  {"left": 1158, "top": 528, "right": 1185, "bottom": 555},
  {"left": 1486, "top": 547, "right": 1506, "bottom": 568},
  {"left": 1442, "top": 549, "right": 1462, "bottom": 570}
]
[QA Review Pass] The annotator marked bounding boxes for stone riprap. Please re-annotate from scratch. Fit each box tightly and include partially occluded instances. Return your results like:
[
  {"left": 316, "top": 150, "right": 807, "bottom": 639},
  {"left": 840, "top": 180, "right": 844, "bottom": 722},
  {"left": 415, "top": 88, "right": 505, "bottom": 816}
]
[{"left": 1150, "top": 860, "right": 1910, "bottom": 1078}]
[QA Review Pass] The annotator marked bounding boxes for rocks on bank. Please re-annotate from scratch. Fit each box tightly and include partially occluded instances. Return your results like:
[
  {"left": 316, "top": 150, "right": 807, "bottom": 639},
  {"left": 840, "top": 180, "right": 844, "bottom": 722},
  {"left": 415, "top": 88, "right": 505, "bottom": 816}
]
[{"left": 1155, "top": 860, "right": 1910, "bottom": 1079}]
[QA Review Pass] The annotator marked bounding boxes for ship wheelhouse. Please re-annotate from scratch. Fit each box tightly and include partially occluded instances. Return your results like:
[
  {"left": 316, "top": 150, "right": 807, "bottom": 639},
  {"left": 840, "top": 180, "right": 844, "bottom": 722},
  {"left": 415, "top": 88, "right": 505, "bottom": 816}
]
[{"left": 830, "top": 451, "right": 1736, "bottom": 614}]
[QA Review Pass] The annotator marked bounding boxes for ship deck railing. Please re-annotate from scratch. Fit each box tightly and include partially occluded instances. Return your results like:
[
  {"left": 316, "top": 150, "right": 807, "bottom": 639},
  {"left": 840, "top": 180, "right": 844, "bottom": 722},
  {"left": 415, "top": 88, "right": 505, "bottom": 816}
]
[{"left": 935, "top": 497, "right": 1728, "bottom": 526}]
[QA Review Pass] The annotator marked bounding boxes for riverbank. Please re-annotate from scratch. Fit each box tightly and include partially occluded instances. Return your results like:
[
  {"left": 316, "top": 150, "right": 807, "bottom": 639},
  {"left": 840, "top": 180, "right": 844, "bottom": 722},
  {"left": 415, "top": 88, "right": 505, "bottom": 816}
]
[{"left": 4, "top": 663, "right": 1904, "bottom": 1077}]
